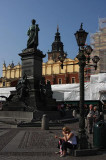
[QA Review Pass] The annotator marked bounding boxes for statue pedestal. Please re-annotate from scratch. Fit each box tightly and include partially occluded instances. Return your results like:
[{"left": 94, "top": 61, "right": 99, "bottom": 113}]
[
  {"left": 19, "top": 48, "right": 56, "bottom": 112},
  {"left": 3, "top": 48, "right": 56, "bottom": 119},
  {"left": 19, "top": 48, "right": 45, "bottom": 88},
  {"left": 19, "top": 48, "right": 45, "bottom": 111}
]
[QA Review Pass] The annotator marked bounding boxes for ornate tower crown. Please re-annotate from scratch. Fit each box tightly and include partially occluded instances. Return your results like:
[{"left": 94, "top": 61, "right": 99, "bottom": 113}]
[{"left": 52, "top": 25, "right": 64, "bottom": 52}]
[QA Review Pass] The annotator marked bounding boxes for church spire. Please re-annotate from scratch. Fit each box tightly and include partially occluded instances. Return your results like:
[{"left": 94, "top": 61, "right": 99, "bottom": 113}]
[
  {"left": 3, "top": 61, "right": 6, "bottom": 67},
  {"left": 57, "top": 25, "right": 59, "bottom": 32},
  {"left": 52, "top": 26, "right": 64, "bottom": 52},
  {"left": 11, "top": 61, "right": 14, "bottom": 68},
  {"left": 48, "top": 26, "right": 67, "bottom": 62}
]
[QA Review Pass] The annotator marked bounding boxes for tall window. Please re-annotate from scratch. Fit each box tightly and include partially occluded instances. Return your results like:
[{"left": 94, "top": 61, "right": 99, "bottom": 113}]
[
  {"left": 58, "top": 78, "right": 62, "bottom": 84},
  {"left": 3, "top": 82, "right": 5, "bottom": 87},
  {"left": 71, "top": 77, "right": 75, "bottom": 83}
]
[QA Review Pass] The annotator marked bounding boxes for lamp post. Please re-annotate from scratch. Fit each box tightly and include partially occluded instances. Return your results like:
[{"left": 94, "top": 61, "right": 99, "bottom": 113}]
[
  {"left": 58, "top": 53, "right": 67, "bottom": 69},
  {"left": 74, "top": 23, "right": 91, "bottom": 149},
  {"left": 58, "top": 23, "right": 100, "bottom": 149}
]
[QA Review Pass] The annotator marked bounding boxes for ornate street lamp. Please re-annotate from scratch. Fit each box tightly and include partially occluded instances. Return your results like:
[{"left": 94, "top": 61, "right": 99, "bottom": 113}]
[
  {"left": 92, "top": 56, "right": 100, "bottom": 70},
  {"left": 58, "top": 53, "right": 67, "bottom": 69},
  {"left": 74, "top": 23, "right": 88, "bottom": 47},
  {"left": 58, "top": 23, "right": 100, "bottom": 150},
  {"left": 74, "top": 23, "right": 92, "bottom": 149},
  {"left": 85, "top": 45, "right": 93, "bottom": 63}
]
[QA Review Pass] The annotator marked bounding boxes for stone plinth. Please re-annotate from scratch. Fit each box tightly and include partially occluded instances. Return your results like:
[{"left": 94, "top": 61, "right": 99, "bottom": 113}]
[
  {"left": 18, "top": 48, "right": 45, "bottom": 111},
  {"left": 19, "top": 48, "right": 56, "bottom": 112},
  {"left": 19, "top": 48, "right": 45, "bottom": 90},
  {"left": 2, "top": 48, "right": 56, "bottom": 117},
  {"left": 0, "top": 111, "right": 33, "bottom": 122}
]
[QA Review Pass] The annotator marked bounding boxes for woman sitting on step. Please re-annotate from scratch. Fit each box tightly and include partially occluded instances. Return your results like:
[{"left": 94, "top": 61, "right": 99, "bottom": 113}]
[{"left": 55, "top": 126, "right": 77, "bottom": 157}]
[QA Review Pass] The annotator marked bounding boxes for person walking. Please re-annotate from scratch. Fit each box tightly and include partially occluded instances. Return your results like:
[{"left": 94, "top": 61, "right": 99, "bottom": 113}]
[
  {"left": 87, "top": 104, "right": 94, "bottom": 134},
  {"left": 93, "top": 106, "right": 100, "bottom": 123}
]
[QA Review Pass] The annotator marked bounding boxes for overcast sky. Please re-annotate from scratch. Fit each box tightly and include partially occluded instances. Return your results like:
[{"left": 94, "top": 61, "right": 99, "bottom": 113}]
[{"left": 0, "top": 0, "right": 106, "bottom": 77}]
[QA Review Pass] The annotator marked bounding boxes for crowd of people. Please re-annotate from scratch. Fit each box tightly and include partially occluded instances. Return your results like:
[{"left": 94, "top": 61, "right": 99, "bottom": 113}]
[
  {"left": 85, "top": 104, "right": 104, "bottom": 134},
  {"left": 57, "top": 103, "right": 79, "bottom": 117}
]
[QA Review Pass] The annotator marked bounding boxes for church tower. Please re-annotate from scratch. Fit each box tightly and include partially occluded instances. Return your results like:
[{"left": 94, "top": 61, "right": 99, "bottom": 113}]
[{"left": 48, "top": 26, "right": 67, "bottom": 62}]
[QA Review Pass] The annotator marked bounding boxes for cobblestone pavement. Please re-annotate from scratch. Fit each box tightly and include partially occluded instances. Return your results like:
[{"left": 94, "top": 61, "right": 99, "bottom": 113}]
[
  {"left": 0, "top": 154, "right": 106, "bottom": 160},
  {"left": 0, "top": 118, "right": 106, "bottom": 160}
]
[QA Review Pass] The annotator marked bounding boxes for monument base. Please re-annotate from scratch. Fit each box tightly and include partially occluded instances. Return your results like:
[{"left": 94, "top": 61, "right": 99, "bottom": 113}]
[
  {"left": 33, "top": 110, "right": 73, "bottom": 121},
  {"left": 2, "top": 47, "right": 57, "bottom": 121},
  {"left": 0, "top": 111, "right": 33, "bottom": 123},
  {"left": 2, "top": 90, "right": 27, "bottom": 111}
]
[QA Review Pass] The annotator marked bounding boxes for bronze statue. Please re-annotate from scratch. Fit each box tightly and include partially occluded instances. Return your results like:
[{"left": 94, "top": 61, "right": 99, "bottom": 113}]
[
  {"left": 39, "top": 77, "right": 46, "bottom": 97},
  {"left": 27, "top": 19, "right": 40, "bottom": 49},
  {"left": 46, "top": 81, "right": 53, "bottom": 98},
  {"left": 16, "top": 73, "right": 31, "bottom": 99},
  {"left": 39, "top": 78, "right": 53, "bottom": 100}
]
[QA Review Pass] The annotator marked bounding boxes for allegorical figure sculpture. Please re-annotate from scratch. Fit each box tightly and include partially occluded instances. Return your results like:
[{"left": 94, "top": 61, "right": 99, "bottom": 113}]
[
  {"left": 39, "top": 78, "right": 53, "bottom": 100},
  {"left": 27, "top": 19, "right": 40, "bottom": 49},
  {"left": 16, "top": 73, "right": 31, "bottom": 100}
]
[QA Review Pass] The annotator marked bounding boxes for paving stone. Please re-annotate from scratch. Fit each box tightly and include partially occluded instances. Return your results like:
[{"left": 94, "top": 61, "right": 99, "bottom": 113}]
[{"left": 0, "top": 115, "right": 106, "bottom": 160}]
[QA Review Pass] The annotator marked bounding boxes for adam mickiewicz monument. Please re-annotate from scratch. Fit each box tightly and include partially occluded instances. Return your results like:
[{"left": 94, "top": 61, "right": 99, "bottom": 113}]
[
  {"left": 27, "top": 19, "right": 40, "bottom": 49},
  {"left": 2, "top": 19, "right": 56, "bottom": 116}
]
